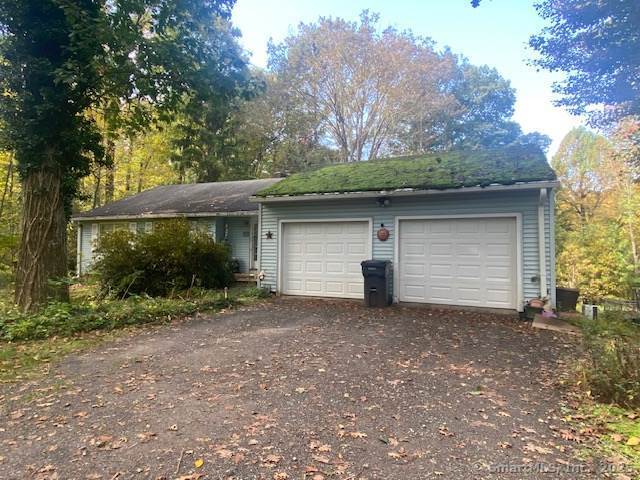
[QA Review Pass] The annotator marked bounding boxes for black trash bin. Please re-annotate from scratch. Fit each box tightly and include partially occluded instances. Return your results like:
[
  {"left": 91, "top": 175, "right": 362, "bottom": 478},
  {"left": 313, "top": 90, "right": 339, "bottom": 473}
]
[{"left": 361, "top": 260, "right": 392, "bottom": 307}]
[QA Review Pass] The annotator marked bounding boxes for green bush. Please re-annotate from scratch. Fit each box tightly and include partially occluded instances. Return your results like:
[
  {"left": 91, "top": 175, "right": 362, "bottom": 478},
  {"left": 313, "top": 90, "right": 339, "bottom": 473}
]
[
  {"left": 94, "top": 219, "right": 233, "bottom": 297},
  {"left": 578, "top": 311, "right": 640, "bottom": 408}
]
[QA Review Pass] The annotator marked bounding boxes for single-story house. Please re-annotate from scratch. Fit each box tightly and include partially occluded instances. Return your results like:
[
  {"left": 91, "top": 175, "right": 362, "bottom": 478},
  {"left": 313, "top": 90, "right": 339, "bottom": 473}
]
[
  {"left": 72, "top": 178, "right": 281, "bottom": 277},
  {"left": 73, "top": 145, "right": 558, "bottom": 311}
]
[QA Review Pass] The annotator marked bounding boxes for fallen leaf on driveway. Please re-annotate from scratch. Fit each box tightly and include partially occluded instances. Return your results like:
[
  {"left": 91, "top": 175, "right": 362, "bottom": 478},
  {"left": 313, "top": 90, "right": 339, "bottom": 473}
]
[
  {"left": 194, "top": 458, "right": 204, "bottom": 468},
  {"left": 264, "top": 454, "right": 282, "bottom": 465},
  {"left": 312, "top": 454, "right": 330, "bottom": 464},
  {"left": 388, "top": 447, "right": 408, "bottom": 459},
  {"left": 524, "top": 443, "right": 552, "bottom": 455},
  {"left": 176, "top": 475, "right": 203, "bottom": 480}
]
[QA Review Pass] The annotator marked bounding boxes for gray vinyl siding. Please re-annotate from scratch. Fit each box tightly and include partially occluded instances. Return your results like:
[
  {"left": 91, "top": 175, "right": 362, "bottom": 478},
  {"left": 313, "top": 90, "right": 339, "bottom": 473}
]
[
  {"left": 258, "top": 188, "right": 555, "bottom": 307},
  {"left": 225, "top": 217, "right": 251, "bottom": 273},
  {"left": 79, "top": 222, "right": 94, "bottom": 275}
]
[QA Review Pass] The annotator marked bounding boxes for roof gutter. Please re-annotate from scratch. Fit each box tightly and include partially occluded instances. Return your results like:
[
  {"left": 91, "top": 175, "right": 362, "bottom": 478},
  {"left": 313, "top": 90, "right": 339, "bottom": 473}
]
[
  {"left": 250, "top": 180, "right": 560, "bottom": 203},
  {"left": 71, "top": 210, "right": 258, "bottom": 222}
]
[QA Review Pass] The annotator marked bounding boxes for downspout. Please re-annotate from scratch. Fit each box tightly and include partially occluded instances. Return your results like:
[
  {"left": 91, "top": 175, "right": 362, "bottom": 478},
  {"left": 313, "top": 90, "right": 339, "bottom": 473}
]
[
  {"left": 549, "top": 189, "right": 556, "bottom": 307},
  {"left": 538, "top": 188, "right": 548, "bottom": 299}
]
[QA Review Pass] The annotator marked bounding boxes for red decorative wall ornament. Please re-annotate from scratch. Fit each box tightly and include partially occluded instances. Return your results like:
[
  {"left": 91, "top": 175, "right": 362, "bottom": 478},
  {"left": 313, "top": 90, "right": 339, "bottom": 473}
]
[{"left": 377, "top": 225, "right": 390, "bottom": 241}]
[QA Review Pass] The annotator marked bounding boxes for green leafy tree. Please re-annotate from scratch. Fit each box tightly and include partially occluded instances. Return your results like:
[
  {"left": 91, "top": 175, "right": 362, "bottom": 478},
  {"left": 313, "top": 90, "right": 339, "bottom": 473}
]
[
  {"left": 552, "top": 127, "right": 613, "bottom": 227},
  {"left": 530, "top": 0, "right": 640, "bottom": 124},
  {"left": 224, "top": 71, "right": 340, "bottom": 177},
  {"left": 0, "top": 0, "right": 106, "bottom": 310},
  {"left": 395, "top": 61, "right": 550, "bottom": 152},
  {"left": 553, "top": 126, "right": 639, "bottom": 298},
  {"left": 0, "top": 0, "right": 251, "bottom": 311}
]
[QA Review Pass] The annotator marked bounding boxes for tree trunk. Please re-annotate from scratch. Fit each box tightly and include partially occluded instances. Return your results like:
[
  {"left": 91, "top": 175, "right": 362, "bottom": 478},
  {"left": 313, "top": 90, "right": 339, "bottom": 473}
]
[
  {"left": 0, "top": 154, "right": 13, "bottom": 219},
  {"left": 104, "top": 137, "right": 116, "bottom": 203},
  {"left": 92, "top": 166, "right": 102, "bottom": 208},
  {"left": 124, "top": 136, "right": 132, "bottom": 193},
  {"left": 14, "top": 166, "right": 69, "bottom": 311}
]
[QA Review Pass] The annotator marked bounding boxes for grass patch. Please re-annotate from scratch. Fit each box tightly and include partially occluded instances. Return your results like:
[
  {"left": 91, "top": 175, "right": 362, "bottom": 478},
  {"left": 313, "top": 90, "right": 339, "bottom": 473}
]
[
  {"left": 568, "top": 403, "right": 640, "bottom": 474},
  {"left": 0, "top": 333, "right": 116, "bottom": 382},
  {"left": 257, "top": 145, "right": 556, "bottom": 197},
  {"left": 0, "top": 285, "right": 270, "bottom": 381},
  {"left": 560, "top": 311, "right": 640, "bottom": 476}
]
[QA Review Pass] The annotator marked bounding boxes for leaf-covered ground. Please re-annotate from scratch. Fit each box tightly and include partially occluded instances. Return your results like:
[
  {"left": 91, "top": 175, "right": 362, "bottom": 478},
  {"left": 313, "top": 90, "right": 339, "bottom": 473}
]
[{"left": 0, "top": 298, "right": 610, "bottom": 479}]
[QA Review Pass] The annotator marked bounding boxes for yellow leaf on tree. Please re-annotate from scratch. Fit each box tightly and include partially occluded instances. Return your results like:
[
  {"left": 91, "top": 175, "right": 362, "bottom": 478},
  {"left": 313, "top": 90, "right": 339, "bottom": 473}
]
[
  {"left": 626, "top": 436, "right": 640, "bottom": 446},
  {"left": 194, "top": 458, "right": 205, "bottom": 468}
]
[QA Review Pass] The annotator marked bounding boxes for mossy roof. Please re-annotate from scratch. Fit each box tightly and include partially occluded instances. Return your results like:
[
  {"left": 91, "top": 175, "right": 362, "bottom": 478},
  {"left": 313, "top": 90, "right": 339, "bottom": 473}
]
[{"left": 256, "top": 145, "right": 556, "bottom": 198}]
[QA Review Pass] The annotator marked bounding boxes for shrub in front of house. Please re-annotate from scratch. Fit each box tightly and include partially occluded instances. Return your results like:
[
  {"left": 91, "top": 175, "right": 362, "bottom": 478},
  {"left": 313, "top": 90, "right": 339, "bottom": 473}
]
[
  {"left": 94, "top": 219, "right": 233, "bottom": 297},
  {"left": 578, "top": 311, "right": 640, "bottom": 408}
]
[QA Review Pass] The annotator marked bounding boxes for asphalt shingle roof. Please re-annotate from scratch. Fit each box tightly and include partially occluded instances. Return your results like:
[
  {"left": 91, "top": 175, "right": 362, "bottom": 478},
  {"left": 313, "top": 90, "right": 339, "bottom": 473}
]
[
  {"left": 256, "top": 145, "right": 556, "bottom": 198},
  {"left": 73, "top": 178, "right": 282, "bottom": 220}
]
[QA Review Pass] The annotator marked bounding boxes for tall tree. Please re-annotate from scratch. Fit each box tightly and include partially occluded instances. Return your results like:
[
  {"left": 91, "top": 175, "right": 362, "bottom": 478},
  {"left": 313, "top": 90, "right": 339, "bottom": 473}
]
[
  {"left": 0, "top": 1, "right": 105, "bottom": 309},
  {"left": 530, "top": 0, "right": 640, "bottom": 125},
  {"left": 0, "top": 0, "right": 252, "bottom": 311},
  {"left": 224, "top": 71, "right": 339, "bottom": 177},
  {"left": 394, "top": 61, "right": 549, "bottom": 153},
  {"left": 552, "top": 127, "right": 613, "bottom": 227},
  {"left": 268, "top": 11, "right": 457, "bottom": 162},
  {"left": 552, "top": 126, "right": 638, "bottom": 298}
]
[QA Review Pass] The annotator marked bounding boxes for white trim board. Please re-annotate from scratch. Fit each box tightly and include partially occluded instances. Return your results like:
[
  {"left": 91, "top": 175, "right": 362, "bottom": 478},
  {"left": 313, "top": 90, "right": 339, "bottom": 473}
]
[
  {"left": 276, "top": 218, "right": 373, "bottom": 297},
  {"left": 393, "top": 213, "right": 524, "bottom": 312}
]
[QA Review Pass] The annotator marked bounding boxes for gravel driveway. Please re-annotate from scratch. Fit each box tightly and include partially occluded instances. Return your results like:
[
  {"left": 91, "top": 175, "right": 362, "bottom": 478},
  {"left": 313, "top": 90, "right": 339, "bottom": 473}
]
[{"left": 0, "top": 297, "right": 597, "bottom": 479}]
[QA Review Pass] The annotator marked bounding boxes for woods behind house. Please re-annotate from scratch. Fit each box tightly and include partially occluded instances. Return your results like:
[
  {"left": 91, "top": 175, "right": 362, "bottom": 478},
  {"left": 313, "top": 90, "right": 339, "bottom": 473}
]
[{"left": 0, "top": 1, "right": 638, "bottom": 308}]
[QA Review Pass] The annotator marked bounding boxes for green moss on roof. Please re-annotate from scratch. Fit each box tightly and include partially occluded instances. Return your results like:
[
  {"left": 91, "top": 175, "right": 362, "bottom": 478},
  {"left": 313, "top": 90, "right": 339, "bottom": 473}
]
[{"left": 256, "top": 145, "right": 556, "bottom": 197}]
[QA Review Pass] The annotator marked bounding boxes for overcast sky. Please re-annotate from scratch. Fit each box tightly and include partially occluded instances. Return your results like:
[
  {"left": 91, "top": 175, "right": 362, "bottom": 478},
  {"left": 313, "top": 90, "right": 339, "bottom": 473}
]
[{"left": 232, "top": 0, "right": 583, "bottom": 157}]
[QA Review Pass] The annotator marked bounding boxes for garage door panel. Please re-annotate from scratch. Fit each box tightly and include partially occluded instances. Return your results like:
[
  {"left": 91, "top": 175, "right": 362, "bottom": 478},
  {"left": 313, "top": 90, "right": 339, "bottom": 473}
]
[
  {"left": 282, "top": 221, "right": 368, "bottom": 299},
  {"left": 430, "top": 243, "right": 453, "bottom": 255},
  {"left": 326, "top": 243, "right": 344, "bottom": 255},
  {"left": 486, "top": 220, "right": 510, "bottom": 233},
  {"left": 486, "top": 265, "right": 510, "bottom": 279},
  {"left": 325, "top": 262, "right": 344, "bottom": 274},
  {"left": 430, "top": 222, "right": 452, "bottom": 234},
  {"left": 457, "top": 264, "right": 481, "bottom": 279},
  {"left": 325, "top": 282, "right": 346, "bottom": 294},
  {"left": 348, "top": 243, "right": 366, "bottom": 255},
  {"left": 456, "top": 222, "right": 480, "bottom": 234},
  {"left": 305, "top": 243, "right": 323, "bottom": 255},
  {"left": 305, "top": 262, "right": 323, "bottom": 273},
  {"left": 286, "top": 279, "right": 303, "bottom": 292},
  {"left": 399, "top": 218, "right": 517, "bottom": 309}
]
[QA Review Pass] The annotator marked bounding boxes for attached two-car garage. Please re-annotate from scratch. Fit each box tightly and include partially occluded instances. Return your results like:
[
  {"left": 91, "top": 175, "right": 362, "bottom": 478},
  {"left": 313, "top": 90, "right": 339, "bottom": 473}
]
[{"left": 278, "top": 216, "right": 519, "bottom": 309}]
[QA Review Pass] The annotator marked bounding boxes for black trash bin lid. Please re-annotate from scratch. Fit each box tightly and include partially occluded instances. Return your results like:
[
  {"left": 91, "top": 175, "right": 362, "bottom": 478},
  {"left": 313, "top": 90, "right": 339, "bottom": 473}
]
[{"left": 361, "top": 260, "right": 389, "bottom": 268}]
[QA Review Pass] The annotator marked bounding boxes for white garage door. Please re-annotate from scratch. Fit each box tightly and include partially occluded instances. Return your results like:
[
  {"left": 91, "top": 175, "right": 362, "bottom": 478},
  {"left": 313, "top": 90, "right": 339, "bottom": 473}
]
[
  {"left": 281, "top": 221, "right": 370, "bottom": 298},
  {"left": 399, "top": 217, "right": 517, "bottom": 309}
]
